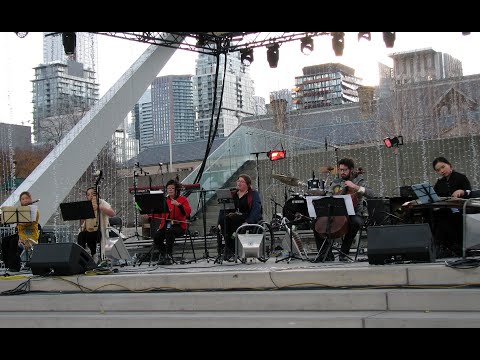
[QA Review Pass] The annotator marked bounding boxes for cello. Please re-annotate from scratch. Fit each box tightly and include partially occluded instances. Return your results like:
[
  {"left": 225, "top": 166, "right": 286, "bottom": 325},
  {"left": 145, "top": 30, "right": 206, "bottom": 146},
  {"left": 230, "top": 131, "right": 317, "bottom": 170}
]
[{"left": 314, "top": 168, "right": 364, "bottom": 239}]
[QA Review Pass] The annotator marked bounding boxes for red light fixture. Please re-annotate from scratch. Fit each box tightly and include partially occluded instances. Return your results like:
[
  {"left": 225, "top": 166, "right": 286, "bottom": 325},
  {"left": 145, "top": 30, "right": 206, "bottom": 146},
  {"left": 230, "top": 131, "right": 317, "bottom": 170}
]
[
  {"left": 383, "top": 135, "right": 403, "bottom": 148},
  {"left": 267, "top": 150, "right": 286, "bottom": 161}
]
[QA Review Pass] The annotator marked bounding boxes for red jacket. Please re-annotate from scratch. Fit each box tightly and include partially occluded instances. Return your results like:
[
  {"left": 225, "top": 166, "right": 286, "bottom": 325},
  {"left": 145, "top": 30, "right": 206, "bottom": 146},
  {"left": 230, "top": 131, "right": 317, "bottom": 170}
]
[{"left": 150, "top": 195, "right": 192, "bottom": 231}]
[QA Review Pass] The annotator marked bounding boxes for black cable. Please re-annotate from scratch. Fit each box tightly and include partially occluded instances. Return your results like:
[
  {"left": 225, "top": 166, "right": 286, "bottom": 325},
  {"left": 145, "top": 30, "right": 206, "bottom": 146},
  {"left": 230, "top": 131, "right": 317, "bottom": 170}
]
[
  {"left": 1, "top": 278, "right": 31, "bottom": 296},
  {"left": 185, "top": 48, "right": 227, "bottom": 198},
  {"left": 445, "top": 258, "right": 480, "bottom": 269}
]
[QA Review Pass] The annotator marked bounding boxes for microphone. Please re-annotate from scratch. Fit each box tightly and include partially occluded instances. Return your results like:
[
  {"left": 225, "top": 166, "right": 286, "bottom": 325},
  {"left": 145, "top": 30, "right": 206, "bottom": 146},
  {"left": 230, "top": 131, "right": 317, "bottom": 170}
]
[
  {"left": 159, "top": 163, "right": 163, "bottom": 167},
  {"left": 93, "top": 170, "right": 103, "bottom": 177},
  {"left": 325, "top": 137, "right": 328, "bottom": 151},
  {"left": 312, "top": 170, "right": 315, "bottom": 180},
  {"left": 30, "top": 199, "right": 40, "bottom": 204}
]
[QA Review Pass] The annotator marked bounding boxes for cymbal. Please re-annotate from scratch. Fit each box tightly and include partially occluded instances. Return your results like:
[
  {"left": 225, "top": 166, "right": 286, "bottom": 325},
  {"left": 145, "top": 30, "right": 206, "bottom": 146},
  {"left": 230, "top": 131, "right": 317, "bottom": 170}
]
[
  {"left": 319, "top": 166, "right": 335, "bottom": 174},
  {"left": 271, "top": 174, "right": 301, "bottom": 187}
]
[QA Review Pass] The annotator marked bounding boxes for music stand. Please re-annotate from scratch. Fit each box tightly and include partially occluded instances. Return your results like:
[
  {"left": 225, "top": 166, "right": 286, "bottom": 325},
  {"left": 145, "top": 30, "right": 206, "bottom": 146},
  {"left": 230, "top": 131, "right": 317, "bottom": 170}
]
[
  {"left": 1, "top": 206, "right": 34, "bottom": 224},
  {"left": 311, "top": 196, "right": 353, "bottom": 263},
  {"left": 59, "top": 201, "right": 95, "bottom": 221},
  {"left": 134, "top": 193, "right": 168, "bottom": 266},
  {"left": 275, "top": 216, "right": 306, "bottom": 264},
  {"left": 411, "top": 183, "right": 440, "bottom": 204},
  {"left": 215, "top": 189, "right": 235, "bottom": 264}
]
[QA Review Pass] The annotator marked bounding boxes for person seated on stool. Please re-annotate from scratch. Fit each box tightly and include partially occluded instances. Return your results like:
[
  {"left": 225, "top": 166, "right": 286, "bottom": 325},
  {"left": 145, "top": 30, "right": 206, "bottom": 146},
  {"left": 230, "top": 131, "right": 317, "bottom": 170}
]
[
  {"left": 152, "top": 179, "right": 192, "bottom": 265},
  {"left": 315, "top": 158, "right": 375, "bottom": 262},
  {"left": 217, "top": 174, "right": 262, "bottom": 261},
  {"left": 1, "top": 191, "right": 40, "bottom": 272},
  {"left": 77, "top": 187, "right": 115, "bottom": 264},
  {"left": 432, "top": 156, "right": 472, "bottom": 258}
]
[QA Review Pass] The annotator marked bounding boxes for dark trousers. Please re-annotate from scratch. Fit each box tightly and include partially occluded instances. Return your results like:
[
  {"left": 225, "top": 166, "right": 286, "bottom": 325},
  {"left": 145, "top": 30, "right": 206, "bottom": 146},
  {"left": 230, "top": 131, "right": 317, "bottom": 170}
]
[
  {"left": 1, "top": 233, "right": 21, "bottom": 271},
  {"left": 341, "top": 215, "right": 364, "bottom": 256},
  {"left": 77, "top": 230, "right": 101, "bottom": 255},
  {"left": 433, "top": 210, "right": 463, "bottom": 257},
  {"left": 153, "top": 224, "right": 185, "bottom": 256},
  {"left": 218, "top": 211, "right": 245, "bottom": 255}
]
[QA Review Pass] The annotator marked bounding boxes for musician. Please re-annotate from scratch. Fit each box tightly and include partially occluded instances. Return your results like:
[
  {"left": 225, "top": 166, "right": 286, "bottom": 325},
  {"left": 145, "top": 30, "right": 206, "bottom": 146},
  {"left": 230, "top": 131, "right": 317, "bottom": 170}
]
[
  {"left": 217, "top": 174, "right": 262, "bottom": 260},
  {"left": 432, "top": 156, "right": 471, "bottom": 258},
  {"left": 77, "top": 187, "right": 115, "bottom": 264},
  {"left": 1, "top": 191, "right": 40, "bottom": 272},
  {"left": 152, "top": 179, "right": 192, "bottom": 265},
  {"left": 315, "top": 158, "right": 375, "bottom": 261}
]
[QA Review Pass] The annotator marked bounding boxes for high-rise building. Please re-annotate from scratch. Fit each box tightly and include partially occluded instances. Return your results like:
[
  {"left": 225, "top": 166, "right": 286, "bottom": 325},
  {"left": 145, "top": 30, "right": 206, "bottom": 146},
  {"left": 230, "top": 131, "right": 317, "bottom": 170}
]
[
  {"left": 132, "top": 88, "right": 154, "bottom": 151},
  {"left": 193, "top": 51, "right": 255, "bottom": 139},
  {"left": 152, "top": 75, "right": 195, "bottom": 145},
  {"left": 389, "top": 48, "right": 463, "bottom": 85},
  {"left": 43, "top": 32, "right": 98, "bottom": 71},
  {"left": 293, "top": 63, "right": 362, "bottom": 110},
  {"left": 32, "top": 60, "right": 100, "bottom": 144},
  {"left": 270, "top": 89, "right": 294, "bottom": 112}
]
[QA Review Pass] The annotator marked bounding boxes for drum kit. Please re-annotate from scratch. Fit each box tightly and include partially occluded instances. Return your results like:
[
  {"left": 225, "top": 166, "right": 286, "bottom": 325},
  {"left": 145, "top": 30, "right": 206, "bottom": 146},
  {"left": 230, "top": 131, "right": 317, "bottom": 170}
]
[{"left": 271, "top": 166, "right": 337, "bottom": 230}]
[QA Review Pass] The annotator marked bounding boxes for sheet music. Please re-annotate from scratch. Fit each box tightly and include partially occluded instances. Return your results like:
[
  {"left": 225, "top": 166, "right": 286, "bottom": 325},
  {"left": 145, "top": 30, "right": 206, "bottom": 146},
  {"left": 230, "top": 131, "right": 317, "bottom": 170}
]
[
  {"left": 29, "top": 205, "right": 38, "bottom": 222},
  {"left": 306, "top": 195, "right": 355, "bottom": 217}
]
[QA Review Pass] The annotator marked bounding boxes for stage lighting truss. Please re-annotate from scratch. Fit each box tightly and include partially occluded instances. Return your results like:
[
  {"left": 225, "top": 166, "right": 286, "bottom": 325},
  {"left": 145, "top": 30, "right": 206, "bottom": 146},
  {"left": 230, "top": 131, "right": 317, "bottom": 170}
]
[{"left": 383, "top": 135, "right": 404, "bottom": 148}]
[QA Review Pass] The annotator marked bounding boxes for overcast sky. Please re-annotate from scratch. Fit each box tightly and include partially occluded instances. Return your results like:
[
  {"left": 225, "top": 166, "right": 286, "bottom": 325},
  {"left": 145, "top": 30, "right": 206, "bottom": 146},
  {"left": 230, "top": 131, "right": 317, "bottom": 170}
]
[{"left": 1, "top": 32, "right": 479, "bottom": 127}]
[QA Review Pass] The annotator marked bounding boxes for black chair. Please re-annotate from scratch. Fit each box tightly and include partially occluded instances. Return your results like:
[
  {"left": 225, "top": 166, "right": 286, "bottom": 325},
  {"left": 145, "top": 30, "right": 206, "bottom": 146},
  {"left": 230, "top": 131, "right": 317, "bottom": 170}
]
[{"left": 109, "top": 216, "right": 123, "bottom": 233}]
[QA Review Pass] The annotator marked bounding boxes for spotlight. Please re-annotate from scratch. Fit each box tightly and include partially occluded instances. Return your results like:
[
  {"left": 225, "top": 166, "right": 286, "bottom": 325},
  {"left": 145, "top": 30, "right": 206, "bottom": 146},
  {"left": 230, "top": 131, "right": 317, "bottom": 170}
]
[
  {"left": 62, "top": 32, "right": 76, "bottom": 55},
  {"left": 383, "top": 32, "right": 396, "bottom": 48},
  {"left": 196, "top": 34, "right": 206, "bottom": 48},
  {"left": 266, "top": 43, "right": 280, "bottom": 68},
  {"left": 240, "top": 48, "right": 254, "bottom": 65},
  {"left": 267, "top": 150, "right": 286, "bottom": 161},
  {"left": 383, "top": 135, "right": 403, "bottom": 148},
  {"left": 358, "top": 32, "right": 371, "bottom": 41},
  {"left": 332, "top": 32, "right": 345, "bottom": 56},
  {"left": 462, "top": 32, "right": 471, "bottom": 36},
  {"left": 14, "top": 32, "right": 28, "bottom": 38},
  {"left": 300, "top": 36, "right": 314, "bottom": 55}
]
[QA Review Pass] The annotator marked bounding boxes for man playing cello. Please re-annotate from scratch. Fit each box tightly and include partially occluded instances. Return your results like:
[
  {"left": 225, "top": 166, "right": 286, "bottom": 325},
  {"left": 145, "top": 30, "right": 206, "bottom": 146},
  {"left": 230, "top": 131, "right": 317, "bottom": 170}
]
[{"left": 314, "top": 158, "right": 375, "bottom": 261}]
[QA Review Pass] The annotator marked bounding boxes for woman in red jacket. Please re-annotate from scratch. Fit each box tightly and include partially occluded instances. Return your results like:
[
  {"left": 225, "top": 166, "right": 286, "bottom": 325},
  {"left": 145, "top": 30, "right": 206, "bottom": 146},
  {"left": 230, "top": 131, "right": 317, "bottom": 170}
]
[{"left": 153, "top": 179, "right": 192, "bottom": 265}]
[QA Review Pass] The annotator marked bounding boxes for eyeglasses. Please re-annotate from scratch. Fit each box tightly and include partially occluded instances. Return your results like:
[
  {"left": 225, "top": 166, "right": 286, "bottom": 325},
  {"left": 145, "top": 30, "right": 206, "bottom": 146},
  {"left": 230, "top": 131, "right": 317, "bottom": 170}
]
[{"left": 338, "top": 168, "right": 350, "bottom": 172}]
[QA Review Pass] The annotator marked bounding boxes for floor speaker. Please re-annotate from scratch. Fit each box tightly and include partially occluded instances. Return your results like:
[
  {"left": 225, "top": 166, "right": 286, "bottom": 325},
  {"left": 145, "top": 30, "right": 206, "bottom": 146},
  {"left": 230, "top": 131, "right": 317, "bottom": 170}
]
[
  {"left": 29, "top": 243, "right": 96, "bottom": 276},
  {"left": 367, "top": 223, "right": 435, "bottom": 265}
]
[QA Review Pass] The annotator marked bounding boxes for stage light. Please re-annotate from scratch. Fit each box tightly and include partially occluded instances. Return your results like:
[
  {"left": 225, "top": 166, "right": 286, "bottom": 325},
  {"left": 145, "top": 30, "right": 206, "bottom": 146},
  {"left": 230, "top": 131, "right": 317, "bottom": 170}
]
[
  {"left": 266, "top": 43, "right": 280, "bottom": 68},
  {"left": 62, "top": 32, "right": 76, "bottom": 55},
  {"left": 332, "top": 32, "right": 345, "bottom": 56},
  {"left": 240, "top": 48, "right": 254, "bottom": 65},
  {"left": 14, "top": 32, "right": 28, "bottom": 38},
  {"left": 462, "top": 32, "right": 471, "bottom": 36},
  {"left": 383, "top": 135, "right": 403, "bottom": 148},
  {"left": 196, "top": 34, "right": 206, "bottom": 48},
  {"left": 267, "top": 150, "right": 286, "bottom": 161},
  {"left": 383, "top": 32, "right": 396, "bottom": 48},
  {"left": 300, "top": 36, "right": 314, "bottom": 55},
  {"left": 357, "top": 32, "right": 371, "bottom": 41}
]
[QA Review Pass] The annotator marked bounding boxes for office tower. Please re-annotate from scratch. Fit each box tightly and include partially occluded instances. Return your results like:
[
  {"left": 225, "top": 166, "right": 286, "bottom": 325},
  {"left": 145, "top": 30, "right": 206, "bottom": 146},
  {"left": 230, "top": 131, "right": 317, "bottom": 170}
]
[
  {"left": 293, "top": 63, "right": 362, "bottom": 110},
  {"left": 193, "top": 51, "right": 255, "bottom": 139}
]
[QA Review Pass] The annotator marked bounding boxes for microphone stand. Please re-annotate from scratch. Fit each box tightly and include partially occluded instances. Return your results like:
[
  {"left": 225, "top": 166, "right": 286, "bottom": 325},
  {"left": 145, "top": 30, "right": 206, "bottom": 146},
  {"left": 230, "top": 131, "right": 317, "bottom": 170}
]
[{"left": 94, "top": 171, "right": 104, "bottom": 264}]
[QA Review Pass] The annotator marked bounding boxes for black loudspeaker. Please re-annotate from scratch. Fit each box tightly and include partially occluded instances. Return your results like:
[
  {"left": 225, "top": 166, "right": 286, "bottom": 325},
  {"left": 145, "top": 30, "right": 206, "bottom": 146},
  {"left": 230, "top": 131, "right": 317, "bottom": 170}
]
[
  {"left": 367, "top": 223, "right": 435, "bottom": 265},
  {"left": 29, "top": 243, "right": 96, "bottom": 276}
]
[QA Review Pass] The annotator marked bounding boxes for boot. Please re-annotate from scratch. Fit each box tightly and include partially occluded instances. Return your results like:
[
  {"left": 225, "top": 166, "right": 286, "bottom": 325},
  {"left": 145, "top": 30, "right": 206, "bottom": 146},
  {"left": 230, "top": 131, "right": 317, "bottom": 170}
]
[{"left": 157, "top": 254, "right": 166, "bottom": 265}]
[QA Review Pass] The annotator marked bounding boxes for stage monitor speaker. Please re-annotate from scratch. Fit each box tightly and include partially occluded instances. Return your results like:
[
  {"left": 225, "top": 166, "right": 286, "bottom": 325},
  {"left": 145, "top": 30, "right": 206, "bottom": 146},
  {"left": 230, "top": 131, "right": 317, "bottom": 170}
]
[
  {"left": 29, "top": 243, "right": 96, "bottom": 276},
  {"left": 367, "top": 223, "right": 435, "bottom": 265}
]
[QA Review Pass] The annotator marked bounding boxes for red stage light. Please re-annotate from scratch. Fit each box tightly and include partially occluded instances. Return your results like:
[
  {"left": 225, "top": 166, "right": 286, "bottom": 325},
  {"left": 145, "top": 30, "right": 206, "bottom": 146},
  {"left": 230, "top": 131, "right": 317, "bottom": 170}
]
[{"left": 267, "top": 150, "right": 286, "bottom": 161}]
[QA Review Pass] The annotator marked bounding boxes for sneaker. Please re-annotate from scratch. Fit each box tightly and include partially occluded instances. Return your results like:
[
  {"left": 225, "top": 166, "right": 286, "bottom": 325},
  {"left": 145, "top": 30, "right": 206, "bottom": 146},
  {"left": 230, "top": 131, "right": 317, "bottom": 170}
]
[{"left": 92, "top": 254, "right": 99, "bottom": 264}]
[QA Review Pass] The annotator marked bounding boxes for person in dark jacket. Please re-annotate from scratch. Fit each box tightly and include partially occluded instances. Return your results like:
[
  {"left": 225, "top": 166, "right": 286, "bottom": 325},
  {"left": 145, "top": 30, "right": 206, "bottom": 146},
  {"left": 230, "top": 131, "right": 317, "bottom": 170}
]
[
  {"left": 432, "top": 156, "right": 472, "bottom": 258},
  {"left": 217, "top": 174, "right": 262, "bottom": 260}
]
